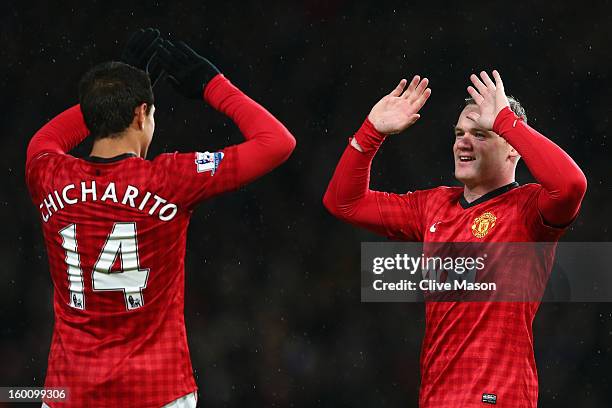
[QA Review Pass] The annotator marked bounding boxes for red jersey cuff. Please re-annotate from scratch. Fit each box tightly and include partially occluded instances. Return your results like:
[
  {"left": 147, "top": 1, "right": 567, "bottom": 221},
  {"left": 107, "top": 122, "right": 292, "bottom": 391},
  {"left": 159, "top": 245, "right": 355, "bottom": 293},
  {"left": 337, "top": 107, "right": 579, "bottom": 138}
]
[
  {"left": 492, "top": 106, "right": 522, "bottom": 136},
  {"left": 352, "top": 117, "right": 387, "bottom": 153},
  {"left": 202, "top": 73, "right": 231, "bottom": 108}
]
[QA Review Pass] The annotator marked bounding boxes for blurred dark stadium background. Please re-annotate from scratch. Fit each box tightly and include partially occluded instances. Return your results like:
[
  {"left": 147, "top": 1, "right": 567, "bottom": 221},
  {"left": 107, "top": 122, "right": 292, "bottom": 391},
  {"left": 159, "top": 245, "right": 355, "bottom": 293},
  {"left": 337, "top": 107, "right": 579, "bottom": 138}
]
[{"left": 1, "top": 1, "right": 611, "bottom": 406}]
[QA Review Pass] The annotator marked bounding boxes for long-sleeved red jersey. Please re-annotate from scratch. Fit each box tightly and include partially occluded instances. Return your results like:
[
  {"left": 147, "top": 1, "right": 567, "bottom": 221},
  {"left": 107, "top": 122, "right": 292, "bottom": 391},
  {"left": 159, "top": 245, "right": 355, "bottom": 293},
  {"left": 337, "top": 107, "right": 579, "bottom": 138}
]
[
  {"left": 26, "top": 74, "right": 295, "bottom": 408},
  {"left": 324, "top": 107, "right": 586, "bottom": 407}
]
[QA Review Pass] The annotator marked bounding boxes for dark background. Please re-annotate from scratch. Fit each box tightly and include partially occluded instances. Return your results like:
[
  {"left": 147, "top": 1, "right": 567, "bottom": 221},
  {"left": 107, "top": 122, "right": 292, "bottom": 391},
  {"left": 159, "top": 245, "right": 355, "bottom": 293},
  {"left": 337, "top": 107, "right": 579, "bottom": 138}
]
[{"left": 2, "top": 1, "right": 611, "bottom": 406}]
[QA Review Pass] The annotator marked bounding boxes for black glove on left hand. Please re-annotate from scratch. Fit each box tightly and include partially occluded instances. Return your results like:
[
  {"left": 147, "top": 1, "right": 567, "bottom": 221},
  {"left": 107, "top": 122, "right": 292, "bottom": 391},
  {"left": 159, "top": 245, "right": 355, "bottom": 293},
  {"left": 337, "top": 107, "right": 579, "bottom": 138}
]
[
  {"left": 121, "top": 28, "right": 165, "bottom": 86},
  {"left": 156, "top": 39, "right": 221, "bottom": 100}
]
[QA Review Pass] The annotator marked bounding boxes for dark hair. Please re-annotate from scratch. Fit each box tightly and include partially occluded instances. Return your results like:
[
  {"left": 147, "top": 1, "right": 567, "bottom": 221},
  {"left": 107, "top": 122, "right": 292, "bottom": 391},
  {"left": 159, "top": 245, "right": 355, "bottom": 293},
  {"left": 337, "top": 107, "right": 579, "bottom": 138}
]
[
  {"left": 464, "top": 95, "right": 527, "bottom": 124},
  {"left": 79, "top": 61, "right": 154, "bottom": 139}
]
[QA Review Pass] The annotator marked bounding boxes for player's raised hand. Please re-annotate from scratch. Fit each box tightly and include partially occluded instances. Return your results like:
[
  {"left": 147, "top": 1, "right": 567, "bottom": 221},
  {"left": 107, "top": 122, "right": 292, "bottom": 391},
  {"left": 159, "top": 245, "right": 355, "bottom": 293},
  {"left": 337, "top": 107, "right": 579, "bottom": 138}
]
[
  {"left": 156, "top": 39, "right": 221, "bottom": 100},
  {"left": 466, "top": 70, "right": 510, "bottom": 130},
  {"left": 121, "top": 28, "right": 164, "bottom": 86},
  {"left": 368, "top": 75, "right": 431, "bottom": 135}
]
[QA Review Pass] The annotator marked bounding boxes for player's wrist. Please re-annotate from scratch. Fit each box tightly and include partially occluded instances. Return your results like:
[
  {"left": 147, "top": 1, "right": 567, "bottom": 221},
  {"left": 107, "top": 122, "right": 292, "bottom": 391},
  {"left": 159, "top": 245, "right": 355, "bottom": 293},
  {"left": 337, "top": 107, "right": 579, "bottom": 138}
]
[
  {"left": 350, "top": 137, "right": 364, "bottom": 152},
  {"left": 366, "top": 113, "right": 398, "bottom": 135},
  {"left": 202, "top": 73, "right": 227, "bottom": 102},
  {"left": 352, "top": 117, "right": 387, "bottom": 153},
  {"left": 492, "top": 106, "right": 519, "bottom": 135},
  {"left": 202, "top": 74, "right": 247, "bottom": 113}
]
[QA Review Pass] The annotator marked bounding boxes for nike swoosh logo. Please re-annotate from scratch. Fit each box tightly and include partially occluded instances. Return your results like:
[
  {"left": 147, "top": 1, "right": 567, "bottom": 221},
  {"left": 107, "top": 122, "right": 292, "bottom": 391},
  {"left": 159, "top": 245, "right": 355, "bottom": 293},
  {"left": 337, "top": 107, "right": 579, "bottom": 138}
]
[{"left": 430, "top": 222, "right": 441, "bottom": 233}]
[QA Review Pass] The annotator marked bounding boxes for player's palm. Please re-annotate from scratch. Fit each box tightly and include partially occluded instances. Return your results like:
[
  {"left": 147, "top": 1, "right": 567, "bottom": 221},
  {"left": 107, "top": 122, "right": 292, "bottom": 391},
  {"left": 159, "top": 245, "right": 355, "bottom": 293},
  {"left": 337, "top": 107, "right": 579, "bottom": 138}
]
[
  {"left": 466, "top": 70, "right": 510, "bottom": 130},
  {"left": 368, "top": 76, "right": 431, "bottom": 135}
]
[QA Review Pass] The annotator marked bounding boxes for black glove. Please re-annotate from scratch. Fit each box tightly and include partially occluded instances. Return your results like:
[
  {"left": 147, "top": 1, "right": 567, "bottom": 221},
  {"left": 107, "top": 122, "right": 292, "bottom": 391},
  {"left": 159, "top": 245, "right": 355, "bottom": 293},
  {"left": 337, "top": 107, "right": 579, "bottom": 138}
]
[
  {"left": 121, "top": 28, "right": 164, "bottom": 86},
  {"left": 156, "top": 39, "right": 221, "bottom": 99}
]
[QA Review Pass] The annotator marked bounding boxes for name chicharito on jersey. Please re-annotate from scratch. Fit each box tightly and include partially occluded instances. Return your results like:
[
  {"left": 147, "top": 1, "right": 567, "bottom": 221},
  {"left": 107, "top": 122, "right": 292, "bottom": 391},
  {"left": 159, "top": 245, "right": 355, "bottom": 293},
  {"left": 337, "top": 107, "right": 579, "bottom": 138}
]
[{"left": 38, "top": 181, "right": 178, "bottom": 222}]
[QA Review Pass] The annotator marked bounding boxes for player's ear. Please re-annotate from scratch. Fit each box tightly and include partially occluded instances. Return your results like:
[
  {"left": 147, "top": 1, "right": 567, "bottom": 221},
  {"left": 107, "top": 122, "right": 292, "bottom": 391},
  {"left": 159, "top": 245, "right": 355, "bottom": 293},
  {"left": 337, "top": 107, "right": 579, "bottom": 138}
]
[
  {"left": 507, "top": 143, "right": 520, "bottom": 160},
  {"left": 134, "top": 103, "right": 148, "bottom": 130}
]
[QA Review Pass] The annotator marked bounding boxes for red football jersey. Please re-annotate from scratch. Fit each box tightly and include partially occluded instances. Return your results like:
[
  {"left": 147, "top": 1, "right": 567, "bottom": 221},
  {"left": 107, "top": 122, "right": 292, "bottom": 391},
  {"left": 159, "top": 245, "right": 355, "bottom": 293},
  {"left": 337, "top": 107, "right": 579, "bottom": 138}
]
[
  {"left": 27, "top": 149, "right": 240, "bottom": 407},
  {"left": 375, "top": 183, "right": 564, "bottom": 407},
  {"left": 324, "top": 112, "right": 585, "bottom": 408},
  {"left": 26, "top": 75, "right": 295, "bottom": 407}
]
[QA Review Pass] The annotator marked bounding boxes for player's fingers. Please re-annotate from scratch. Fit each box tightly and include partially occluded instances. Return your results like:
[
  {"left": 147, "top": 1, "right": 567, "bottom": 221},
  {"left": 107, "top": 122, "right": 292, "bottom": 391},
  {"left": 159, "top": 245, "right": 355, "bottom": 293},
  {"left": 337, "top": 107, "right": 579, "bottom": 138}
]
[
  {"left": 416, "top": 77, "right": 429, "bottom": 94},
  {"left": 172, "top": 46, "right": 191, "bottom": 64},
  {"left": 466, "top": 111, "right": 480, "bottom": 122},
  {"left": 403, "top": 75, "right": 420, "bottom": 97},
  {"left": 467, "top": 86, "right": 484, "bottom": 104},
  {"left": 157, "top": 45, "right": 182, "bottom": 73},
  {"left": 166, "top": 74, "right": 181, "bottom": 88},
  {"left": 480, "top": 71, "right": 496, "bottom": 89},
  {"left": 390, "top": 79, "right": 407, "bottom": 97},
  {"left": 135, "top": 29, "right": 157, "bottom": 49},
  {"left": 407, "top": 113, "right": 421, "bottom": 125},
  {"left": 140, "top": 40, "right": 160, "bottom": 59},
  {"left": 147, "top": 28, "right": 161, "bottom": 38},
  {"left": 407, "top": 77, "right": 429, "bottom": 102},
  {"left": 492, "top": 70, "right": 504, "bottom": 90},
  {"left": 141, "top": 29, "right": 158, "bottom": 42},
  {"left": 147, "top": 52, "right": 162, "bottom": 74},
  {"left": 150, "top": 66, "right": 166, "bottom": 88},
  {"left": 161, "top": 40, "right": 190, "bottom": 64},
  {"left": 176, "top": 41, "right": 201, "bottom": 60},
  {"left": 470, "top": 74, "right": 488, "bottom": 94},
  {"left": 413, "top": 88, "right": 432, "bottom": 112},
  {"left": 156, "top": 44, "right": 172, "bottom": 60}
]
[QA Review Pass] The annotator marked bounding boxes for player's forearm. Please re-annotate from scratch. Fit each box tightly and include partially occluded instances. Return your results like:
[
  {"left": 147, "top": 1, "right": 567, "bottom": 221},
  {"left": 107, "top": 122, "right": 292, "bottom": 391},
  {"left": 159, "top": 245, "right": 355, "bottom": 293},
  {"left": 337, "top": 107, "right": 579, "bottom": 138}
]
[
  {"left": 204, "top": 74, "right": 295, "bottom": 143},
  {"left": 204, "top": 74, "right": 296, "bottom": 185},
  {"left": 493, "top": 107, "right": 587, "bottom": 226},
  {"left": 26, "top": 105, "right": 89, "bottom": 167},
  {"left": 323, "top": 119, "right": 388, "bottom": 234}
]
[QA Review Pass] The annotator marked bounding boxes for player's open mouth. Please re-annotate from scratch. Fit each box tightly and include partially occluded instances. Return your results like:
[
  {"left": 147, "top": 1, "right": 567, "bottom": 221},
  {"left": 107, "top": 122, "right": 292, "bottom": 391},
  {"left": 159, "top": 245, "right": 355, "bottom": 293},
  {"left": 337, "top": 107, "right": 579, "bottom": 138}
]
[{"left": 458, "top": 156, "right": 475, "bottom": 162}]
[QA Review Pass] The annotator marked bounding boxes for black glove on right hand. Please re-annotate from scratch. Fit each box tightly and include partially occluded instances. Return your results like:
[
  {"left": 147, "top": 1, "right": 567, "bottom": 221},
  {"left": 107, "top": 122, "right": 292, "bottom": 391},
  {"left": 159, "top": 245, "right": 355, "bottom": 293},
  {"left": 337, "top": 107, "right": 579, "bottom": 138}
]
[
  {"left": 121, "top": 28, "right": 164, "bottom": 86},
  {"left": 157, "top": 40, "right": 221, "bottom": 100}
]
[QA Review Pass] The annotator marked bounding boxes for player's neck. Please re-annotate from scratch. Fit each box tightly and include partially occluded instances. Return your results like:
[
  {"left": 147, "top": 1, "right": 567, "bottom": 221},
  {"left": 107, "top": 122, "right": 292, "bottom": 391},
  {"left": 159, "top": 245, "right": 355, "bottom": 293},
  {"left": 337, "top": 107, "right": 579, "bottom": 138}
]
[
  {"left": 90, "top": 130, "right": 145, "bottom": 159},
  {"left": 463, "top": 179, "right": 515, "bottom": 203}
]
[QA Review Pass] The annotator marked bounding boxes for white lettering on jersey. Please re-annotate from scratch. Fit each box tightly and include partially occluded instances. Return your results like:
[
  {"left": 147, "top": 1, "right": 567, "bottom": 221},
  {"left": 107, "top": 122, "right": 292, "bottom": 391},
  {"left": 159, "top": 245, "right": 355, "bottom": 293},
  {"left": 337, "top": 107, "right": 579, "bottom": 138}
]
[
  {"left": 81, "top": 181, "right": 97, "bottom": 202},
  {"left": 122, "top": 185, "right": 139, "bottom": 207},
  {"left": 62, "top": 184, "right": 78, "bottom": 205},
  {"left": 38, "top": 182, "right": 178, "bottom": 223},
  {"left": 100, "top": 182, "right": 119, "bottom": 203}
]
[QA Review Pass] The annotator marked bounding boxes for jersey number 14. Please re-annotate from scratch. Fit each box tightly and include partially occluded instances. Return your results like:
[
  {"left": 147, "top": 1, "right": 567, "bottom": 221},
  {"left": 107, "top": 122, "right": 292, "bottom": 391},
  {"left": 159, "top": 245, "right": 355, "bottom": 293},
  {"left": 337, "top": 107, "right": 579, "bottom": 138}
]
[{"left": 59, "top": 222, "right": 150, "bottom": 311}]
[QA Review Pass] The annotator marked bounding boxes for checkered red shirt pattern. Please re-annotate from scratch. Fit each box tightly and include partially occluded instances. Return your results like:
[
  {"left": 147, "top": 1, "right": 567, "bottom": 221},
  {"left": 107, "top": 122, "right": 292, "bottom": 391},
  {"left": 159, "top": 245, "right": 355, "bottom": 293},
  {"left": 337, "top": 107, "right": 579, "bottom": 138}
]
[
  {"left": 324, "top": 113, "right": 584, "bottom": 407},
  {"left": 25, "top": 75, "right": 295, "bottom": 407},
  {"left": 375, "top": 184, "right": 565, "bottom": 408},
  {"left": 26, "top": 148, "right": 242, "bottom": 407}
]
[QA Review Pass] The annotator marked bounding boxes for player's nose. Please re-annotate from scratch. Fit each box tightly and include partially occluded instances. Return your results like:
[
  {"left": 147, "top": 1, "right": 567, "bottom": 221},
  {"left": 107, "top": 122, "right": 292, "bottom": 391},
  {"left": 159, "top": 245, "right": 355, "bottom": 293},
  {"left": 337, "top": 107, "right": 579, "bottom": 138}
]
[{"left": 454, "top": 135, "right": 473, "bottom": 151}]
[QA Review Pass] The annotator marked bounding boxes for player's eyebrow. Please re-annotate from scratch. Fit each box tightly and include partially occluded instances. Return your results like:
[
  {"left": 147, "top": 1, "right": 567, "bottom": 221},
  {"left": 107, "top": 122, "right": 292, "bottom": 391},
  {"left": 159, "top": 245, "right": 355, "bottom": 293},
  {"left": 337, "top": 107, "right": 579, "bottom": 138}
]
[{"left": 453, "top": 125, "right": 488, "bottom": 134}]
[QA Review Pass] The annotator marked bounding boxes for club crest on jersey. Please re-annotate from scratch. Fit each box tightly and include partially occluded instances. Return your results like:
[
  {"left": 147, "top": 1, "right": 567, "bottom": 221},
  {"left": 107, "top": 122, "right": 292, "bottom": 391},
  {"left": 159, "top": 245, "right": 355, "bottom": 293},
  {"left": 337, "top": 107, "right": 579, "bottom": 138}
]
[
  {"left": 471, "top": 211, "right": 497, "bottom": 238},
  {"left": 195, "top": 151, "right": 224, "bottom": 174}
]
